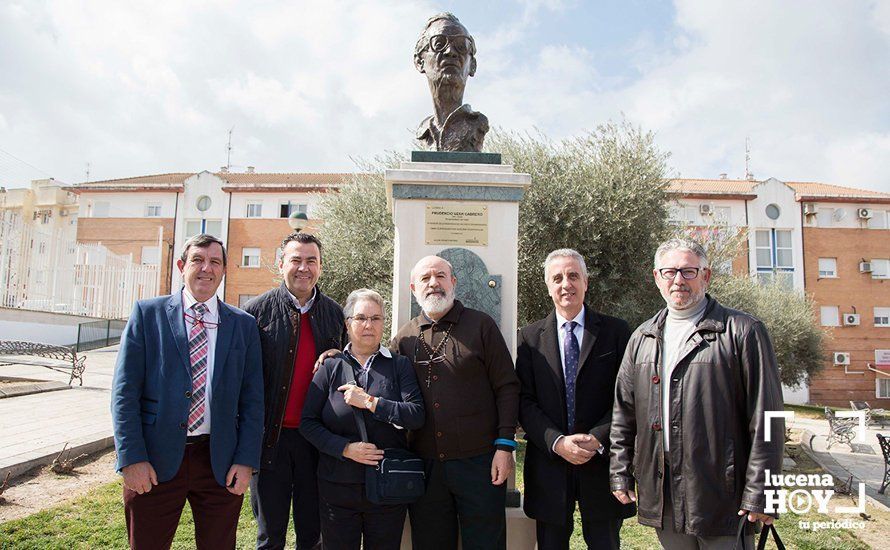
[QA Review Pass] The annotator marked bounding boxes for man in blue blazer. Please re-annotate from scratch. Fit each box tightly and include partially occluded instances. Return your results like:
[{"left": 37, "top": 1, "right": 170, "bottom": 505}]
[{"left": 111, "top": 234, "right": 264, "bottom": 549}]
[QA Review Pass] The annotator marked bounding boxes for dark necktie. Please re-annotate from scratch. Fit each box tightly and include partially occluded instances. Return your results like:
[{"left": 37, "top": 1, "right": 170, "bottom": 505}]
[{"left": 563, "top": 321, "right": 579, "bottom": 433}]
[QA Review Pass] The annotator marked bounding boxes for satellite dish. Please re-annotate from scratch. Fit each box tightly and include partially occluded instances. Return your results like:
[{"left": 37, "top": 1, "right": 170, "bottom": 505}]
[{"left": 832, "top": 208, "right": 846, "bottom": 222}]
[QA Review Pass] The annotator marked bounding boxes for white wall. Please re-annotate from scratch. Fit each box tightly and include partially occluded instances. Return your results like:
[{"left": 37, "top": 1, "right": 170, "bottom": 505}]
[
  {"left": 803, "top": 200, "right": 890, "bottom": 230},
  {"left": 746, "top": 178, "right": 805, "bottom": 290},
  {"left": 171, "top": 172, "right": 231, "bottom": 296},
  {"left": 670, "top": 197, "right": 747, "bottom": 227},
  {"left": 229, "top": 192, "right": 323, "bottom": 219},
  {"left": 78, "top": 192, "right": 178, "bottom": 219}
]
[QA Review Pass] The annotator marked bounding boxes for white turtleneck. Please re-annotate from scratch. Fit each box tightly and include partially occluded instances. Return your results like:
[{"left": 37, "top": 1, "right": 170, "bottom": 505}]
[{"left": 662, "top": 297, "right": 707, "bottom": 452}]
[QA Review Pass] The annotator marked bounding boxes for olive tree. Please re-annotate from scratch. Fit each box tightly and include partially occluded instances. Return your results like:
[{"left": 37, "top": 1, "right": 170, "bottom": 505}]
[{"left": 488, "top": 120, "right": 672, "bottom": 327}]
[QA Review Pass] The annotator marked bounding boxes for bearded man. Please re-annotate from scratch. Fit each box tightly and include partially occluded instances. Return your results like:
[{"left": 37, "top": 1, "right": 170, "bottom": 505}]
[{"left": 391, "top": 255, "right": 519, "bottom": 550}]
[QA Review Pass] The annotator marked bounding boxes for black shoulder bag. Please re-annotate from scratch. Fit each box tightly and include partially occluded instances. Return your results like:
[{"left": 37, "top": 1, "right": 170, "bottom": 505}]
[
  {"left": 734, "top": 515, "right": 785, "bottom": 550},
  {"left": 344, "top": 360, "right": 425, "bottom": 505}
]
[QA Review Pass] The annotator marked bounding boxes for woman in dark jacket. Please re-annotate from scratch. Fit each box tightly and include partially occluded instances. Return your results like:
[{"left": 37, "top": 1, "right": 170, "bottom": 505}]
[{"left": 301, "top": 288, "right": 425, "bottom": 550}]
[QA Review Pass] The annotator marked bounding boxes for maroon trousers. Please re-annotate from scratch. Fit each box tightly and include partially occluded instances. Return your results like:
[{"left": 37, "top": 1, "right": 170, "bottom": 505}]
[{"left": 123, "top": 440, "right": 243, "bottom": 549}]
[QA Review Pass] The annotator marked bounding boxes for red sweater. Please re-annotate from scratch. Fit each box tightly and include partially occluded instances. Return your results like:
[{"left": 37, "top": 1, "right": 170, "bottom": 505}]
[{"left": 282, "top": 312, "right": 317, "bottom": 428}]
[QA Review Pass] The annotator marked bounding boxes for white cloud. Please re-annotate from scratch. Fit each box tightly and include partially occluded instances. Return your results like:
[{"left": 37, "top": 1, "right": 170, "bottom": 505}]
[{"left": 0, "top": 0, "right": 887, "bottom": 193}]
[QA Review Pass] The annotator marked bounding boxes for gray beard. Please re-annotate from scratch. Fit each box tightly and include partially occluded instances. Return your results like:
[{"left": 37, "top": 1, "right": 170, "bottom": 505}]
[{"left": 419, "top": 291, "right": 454, "bottom": 316}]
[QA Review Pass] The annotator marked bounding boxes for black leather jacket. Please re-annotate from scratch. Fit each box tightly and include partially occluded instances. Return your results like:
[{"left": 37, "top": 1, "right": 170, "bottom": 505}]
[
  {"left": 609, "top": 296, "right": 784, "bottom": 536},
  {"left": 244, "top": 283, "right": 346, "bottom": 469}
]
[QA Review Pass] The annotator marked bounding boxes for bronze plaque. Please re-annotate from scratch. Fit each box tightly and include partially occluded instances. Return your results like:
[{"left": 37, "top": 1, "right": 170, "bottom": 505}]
[{"left": 425, "top": 203, "right": 488, "bottom": 246}]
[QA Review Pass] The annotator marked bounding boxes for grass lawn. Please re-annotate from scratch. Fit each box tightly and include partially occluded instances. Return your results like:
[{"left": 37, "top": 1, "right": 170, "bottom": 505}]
[{"left": 0, "top": 438, "right": 881, "bottom": 549}]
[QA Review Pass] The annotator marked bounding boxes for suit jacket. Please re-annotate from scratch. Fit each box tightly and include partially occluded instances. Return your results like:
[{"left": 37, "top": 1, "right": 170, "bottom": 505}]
[
  {"left": 517, "top": 306, "right": 635, "bottom": 525},
  {"left": 111, "top": 291, "right": 264, "bottom": 487}
]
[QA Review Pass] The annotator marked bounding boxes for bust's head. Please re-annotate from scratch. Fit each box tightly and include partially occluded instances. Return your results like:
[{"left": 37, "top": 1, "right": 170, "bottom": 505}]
[{"left": 414, "top": 13, "right": 476, "bottom": 90}]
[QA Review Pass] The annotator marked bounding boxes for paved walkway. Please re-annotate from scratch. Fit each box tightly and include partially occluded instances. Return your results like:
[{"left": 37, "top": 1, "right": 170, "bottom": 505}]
[
  {"left": 0, "top": 346, "right": 118, "bottom": 480},
  {"left": 788, "top": 415, "right": 890, "bottom": 510}
]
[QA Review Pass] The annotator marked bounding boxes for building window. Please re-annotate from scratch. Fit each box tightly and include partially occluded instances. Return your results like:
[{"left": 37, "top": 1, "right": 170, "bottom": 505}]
[
  {"left": 185, "top": 220, "right": 222, "bottom": 238},
  {"left": 145, "top": 203, "right": 162, "bottom": 217},
  {"left": 242, "top": 247, "right": 261, "bottom": 268},
  {"left": 868, "top": 210, "right": 888, "bottom": 229},
  {"left": 91, "top": 201, "right": 110, "bottom": 218},
  {"left": 238, "top": 294, "right": 258, "bottom": 308},
  {"left": 280, "top": 202, "right": 308, "bottom": 218},
  {"left": 878, "top": 378, "right": 890, "bottom": 399},
  {"left": 875, "top": 307, "right": 890, "bottom": 328},
  {"left": 246, "top": 202, "right": 263, "bottom": 218},
  {"left": 37, "top": 241, "right": 47, "bottom": 254},
  {"left": 820, "top": 306, "right": 840, "bottom": 327},
  {"left": 714, "top": 206, "right": 731, "bottom": 225},
  {"left": 755, "top": 229, "right": 794, "bottom": 288},
  {"left": 818, "top": 258, "right": 837, "bottom": 278},
  {"left": 873, "top": 258, "right": 890, "bottom": 280},
  {"left": 141, "top": 246, "right": 160, "bottom": 266}
]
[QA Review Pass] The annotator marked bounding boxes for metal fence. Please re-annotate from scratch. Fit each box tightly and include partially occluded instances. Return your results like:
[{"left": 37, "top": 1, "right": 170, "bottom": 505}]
[
  {"left": 0, "top": 214, "right": 162, "bottom": 318},
  {"left": 76, "top": 318, "right": 128, "bottom": 352}
]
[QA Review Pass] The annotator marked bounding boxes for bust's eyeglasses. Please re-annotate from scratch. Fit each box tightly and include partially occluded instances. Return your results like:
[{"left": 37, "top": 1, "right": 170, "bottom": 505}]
[
  {"left": 657, "top": 267, "right": 707, "bottom": 280},
  {"left": 428, "top": 34, "right": 474, "bottom": 55},
  {"left": 349, "top": 315, "right": 384, "bottom": 324}
]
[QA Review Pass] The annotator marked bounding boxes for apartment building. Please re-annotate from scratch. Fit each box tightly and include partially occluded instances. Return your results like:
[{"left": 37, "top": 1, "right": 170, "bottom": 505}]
[
  {"left": 68, "top": 170, "right": 348, "bottom": 303},
  {"left": 0, "top": 179, "right": 80, "bottom": 309},
  {"left": 66, "top": 171, "right": 889, "bottom": 406},
  {"left": 669, "top": 177, "right": 890, "bottom": 407}
]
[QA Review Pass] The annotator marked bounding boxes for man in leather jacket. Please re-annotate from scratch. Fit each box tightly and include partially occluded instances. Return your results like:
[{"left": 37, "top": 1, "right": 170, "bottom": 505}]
[
  {"left": 610, "top": 238, "right": 784, "bottom": 549},
  {"left": 244, "top": 232, "right": 346, "bottom": 550}
]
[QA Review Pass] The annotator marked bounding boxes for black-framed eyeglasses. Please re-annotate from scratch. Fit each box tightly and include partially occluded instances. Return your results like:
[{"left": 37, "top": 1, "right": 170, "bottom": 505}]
[
  {"left": 428, "top": 34, "right": 474, "bottom": 55},
  {"left": 657, "top": 267, "right": 707, "bottom": 280}
]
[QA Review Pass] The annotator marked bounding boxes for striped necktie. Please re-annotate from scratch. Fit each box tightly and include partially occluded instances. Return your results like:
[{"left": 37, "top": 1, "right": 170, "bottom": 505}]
[{"left": 187, "top": 302, "right": 209, "bottom": 432}]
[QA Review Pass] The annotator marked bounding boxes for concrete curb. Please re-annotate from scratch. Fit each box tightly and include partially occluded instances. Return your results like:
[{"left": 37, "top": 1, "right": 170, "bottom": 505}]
[
  {"left": 799, "top": 429, "right": 890, "bottom": 512},
  {"left": 0, "top": 436, "right": 115, "bottom": 482}
]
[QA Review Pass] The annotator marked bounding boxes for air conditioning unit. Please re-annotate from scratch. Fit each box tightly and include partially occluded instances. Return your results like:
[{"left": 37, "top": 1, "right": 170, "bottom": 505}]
[
  {"left": 833, "top": 352, "right": 850, "bottom": 366},
  {"left": 59, "top": 210, "right": 68, "bottom": 217},
  {"left": 843, "top": 313, "right": 860, "bottom": 326},
  {"left": 699, "top": 204, "right": 713, "bottom": 216},
  {"left": 860, "top": 261, "right": 873, "bottom": 273},
  {"left": 803, "top": 203, "right": 817, "bottom": 216},
  {"left": 858, "top": 208, "right": 873, "bottom": 219}
]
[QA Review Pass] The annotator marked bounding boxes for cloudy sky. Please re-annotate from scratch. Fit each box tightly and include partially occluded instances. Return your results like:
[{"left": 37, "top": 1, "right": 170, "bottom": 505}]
[{"left": 1, "top": 0, "right": 888, "bottom": 192}]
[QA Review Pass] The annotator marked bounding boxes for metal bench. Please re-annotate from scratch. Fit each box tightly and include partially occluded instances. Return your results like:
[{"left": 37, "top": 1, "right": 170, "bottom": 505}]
[
  {"left": 0, "top": 340, "right": 86, "bottom": 386},
  {"left": 824, "top": 407, "right": 856, "bottom": 450},
  {"left": 851, "top": 400, "right": 888, "bottom": 428},
  {"left": 878, "top": 434, "right": 890, "bottom": 494}
]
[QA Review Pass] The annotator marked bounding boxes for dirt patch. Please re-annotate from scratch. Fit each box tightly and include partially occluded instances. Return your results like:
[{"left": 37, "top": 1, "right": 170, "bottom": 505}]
[{"left": 0, "top": 449, "right": 118, "bottom": 522}]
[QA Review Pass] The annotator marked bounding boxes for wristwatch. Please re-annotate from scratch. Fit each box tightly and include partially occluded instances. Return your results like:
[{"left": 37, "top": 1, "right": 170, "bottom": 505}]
[{"left": 364, "top": 395, "right": 375, "bottom": 409}]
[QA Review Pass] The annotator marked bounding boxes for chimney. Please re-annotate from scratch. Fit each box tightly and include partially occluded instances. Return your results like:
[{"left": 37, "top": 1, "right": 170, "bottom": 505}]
[
  {"left": 219, "top": 166, "right": 228, "bottom": 173},
  {"left": 718, "top": 173, "right": 727, "bottom": 180},
  {"left": 746, "top": 173, "right": 755, "bottom": 181},
  {"left": 247, "top": 166, "right": 255, "bottom": 174}
]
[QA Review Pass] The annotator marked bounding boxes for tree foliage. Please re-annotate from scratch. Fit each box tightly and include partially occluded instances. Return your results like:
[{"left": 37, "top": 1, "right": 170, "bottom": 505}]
[
  {"left": 315, "top": 153, "right": 400, "bottom": 333},
  {"left": 488, "top": 120, "right": 672, "bottom": 327},
  {"left": 709, "top": 275, "right": 826, "bottom": 388},
  {"left": 315, "top": 123, "right": 825, "bottom": 390}
]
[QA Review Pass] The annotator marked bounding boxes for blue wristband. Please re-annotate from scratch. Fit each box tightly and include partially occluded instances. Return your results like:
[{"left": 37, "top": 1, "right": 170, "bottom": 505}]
[{"left": 494, "top": 438, "right": 517, "bottom": 449}]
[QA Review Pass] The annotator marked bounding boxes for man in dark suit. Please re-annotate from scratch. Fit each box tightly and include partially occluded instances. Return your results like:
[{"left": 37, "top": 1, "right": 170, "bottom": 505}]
[
  {"left": 517, "top": 248, "right": 635, "bottom": 550},
  {"left": 111, "top": 234, "right": 264, "bottom": 549}
]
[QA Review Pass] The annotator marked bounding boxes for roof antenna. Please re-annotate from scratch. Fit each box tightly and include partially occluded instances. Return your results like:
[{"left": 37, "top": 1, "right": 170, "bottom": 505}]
[
  {"left": 744, "top": 137, "right": 753, "bottom": 181},
  {"left": 85, "top": 162, "right": 90, "bottom": 183},
  {"left": 226, "top": 126, "right": 234, "bottom": 171}
]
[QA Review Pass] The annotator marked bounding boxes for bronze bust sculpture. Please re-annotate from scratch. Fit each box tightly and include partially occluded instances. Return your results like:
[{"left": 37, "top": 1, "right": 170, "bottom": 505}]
[{"left": 414, "top": 13, "right": 489, "bottom": 152}]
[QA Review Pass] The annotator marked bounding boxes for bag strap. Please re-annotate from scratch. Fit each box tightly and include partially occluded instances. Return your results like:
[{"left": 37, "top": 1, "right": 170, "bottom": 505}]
[
  {"left": 342, "top": 355, "right": 370, "bottom": 444},
  {"left": 733, "top": 516, "right": 749, "bottom": 550},
  {"left": 757, "top": 524, "right": 785, "bottom": 550},
  {"left": 733, "top": 516, "right": 784, "bottom": 550}
]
